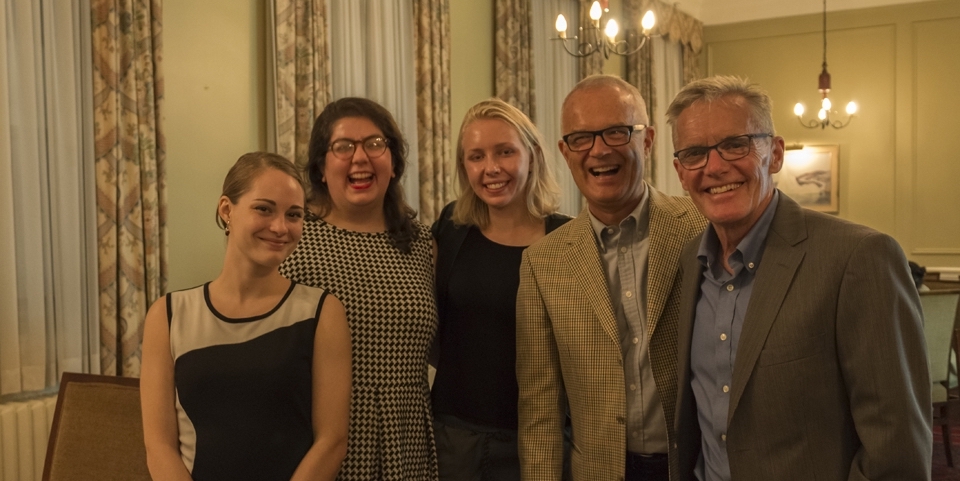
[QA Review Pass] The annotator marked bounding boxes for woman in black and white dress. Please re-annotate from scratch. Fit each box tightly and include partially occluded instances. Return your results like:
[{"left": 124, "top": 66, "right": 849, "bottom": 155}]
[
  {"left": 281, "top": 98, "right": 439, "bottom": 481},
  {"left": 141, "top": 152, "right": 352, "bottom": 481}
]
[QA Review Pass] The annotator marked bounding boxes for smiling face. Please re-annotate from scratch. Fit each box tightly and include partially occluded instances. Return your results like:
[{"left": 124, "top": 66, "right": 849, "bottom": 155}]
[
  {"left": 219, "top": 168, "right": 305, "bottom": 270},
  {"left": 460, "top": 118, "right": 532, "bottom": 213},
  {"left": 560, "top": 85, "right": 654, "bottom": 225},
  {"left": 673, "top": 95, "right": 784, "bottom": 244},
  {"left": 323, "top": 116, "right": 395, "bottom": 217}
]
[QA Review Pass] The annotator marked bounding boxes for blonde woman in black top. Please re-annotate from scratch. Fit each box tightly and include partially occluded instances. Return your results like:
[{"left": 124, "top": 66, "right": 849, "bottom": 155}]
[{"left": 432, "top": 99, "right": 570, "bottom": 481}]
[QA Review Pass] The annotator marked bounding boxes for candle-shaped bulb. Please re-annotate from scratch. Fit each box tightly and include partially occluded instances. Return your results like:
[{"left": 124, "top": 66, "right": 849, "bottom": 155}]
[
  {"left": 605, "top": 19, "right": 619, "bottom": 42},
  {"left": 590, "top": 1, "right": 602, "bottom": 21},
  {"left": 641, "top": 10, "right": 656, "bottom": 32}
]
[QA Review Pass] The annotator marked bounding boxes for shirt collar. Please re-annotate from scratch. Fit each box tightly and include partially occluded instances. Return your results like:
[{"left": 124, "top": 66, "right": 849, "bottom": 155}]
[
  {"left": 588, "top": 185, "right": 650, "bottom": 245},
  {"left": 697, "top": 190, "right": 780, "bottom": 275}
]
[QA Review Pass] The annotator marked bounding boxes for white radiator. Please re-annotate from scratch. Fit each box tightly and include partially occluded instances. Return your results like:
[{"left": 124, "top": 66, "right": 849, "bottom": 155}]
[{"left": 0, "top": 396, "right": 57, "bottom": 481}]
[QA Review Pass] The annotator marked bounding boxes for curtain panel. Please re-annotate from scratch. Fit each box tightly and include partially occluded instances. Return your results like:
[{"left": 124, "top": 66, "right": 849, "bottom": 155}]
[
  {"left": 272, "top": 0, "right": 331, "bottom": 171},
  {"left": 625, "top": 0, "right": 656, "bottom": 184},
  {"left": 577, "top": 0, "right": 604, "bottom": 79},
  {"left": 413, "top": 0, "right": 453, "bottom": 223},
  {"left": 637, "top": 0, "right": 703, "bottom": 83},
  {"left": 91, "top": 0, "right": 167, "bottom": 377},
  {"left": 1, "top": 0, "right": 100, "bottom": 394},
  {"left": 495, "top": 0, "right": 535, "bottom": 118}
]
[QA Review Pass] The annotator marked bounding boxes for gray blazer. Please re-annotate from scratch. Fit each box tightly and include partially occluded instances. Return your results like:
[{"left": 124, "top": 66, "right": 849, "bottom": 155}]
[{"left": 675, "top": 193, "right": 932, "bottom": 481}]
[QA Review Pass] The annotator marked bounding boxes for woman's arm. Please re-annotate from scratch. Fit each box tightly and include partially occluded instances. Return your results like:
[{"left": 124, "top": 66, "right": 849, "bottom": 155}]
[
  {"left": 140, "top": 296, "right": 194, "bottom": 480},
  {"left": 290, "top": 294, "right": 352, "bottom": 481}
]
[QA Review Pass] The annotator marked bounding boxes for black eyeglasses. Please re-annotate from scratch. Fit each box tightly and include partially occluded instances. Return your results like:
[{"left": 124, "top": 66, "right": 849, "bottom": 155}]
[
  {"left": 673, "top": 133, "right": 773, "bottom": 170},
  {"left": 562, "top": 124, "right": 646, "bottom": 152},
  {"left": 329, "top": 135, "right": 389, "bottom": 160}
]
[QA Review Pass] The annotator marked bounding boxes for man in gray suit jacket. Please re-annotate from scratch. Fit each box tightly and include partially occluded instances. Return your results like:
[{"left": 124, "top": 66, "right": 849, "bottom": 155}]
[{"left": 667, "top": 76, "right": 931, "bottom": 481}]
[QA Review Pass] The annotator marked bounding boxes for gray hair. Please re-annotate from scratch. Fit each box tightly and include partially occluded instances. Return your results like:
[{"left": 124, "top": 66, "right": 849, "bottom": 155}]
[{"left": 665, "top": 75, "right": 775, "bottom": 137}]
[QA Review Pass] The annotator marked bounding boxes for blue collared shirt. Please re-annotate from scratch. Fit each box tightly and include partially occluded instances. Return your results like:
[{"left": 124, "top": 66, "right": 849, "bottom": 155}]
[
  {"left": 691, "top": 191, "right": 780, "bottom": 481},
  {"left": 588, "top": 187, "right": 668, "bottom": 454}
]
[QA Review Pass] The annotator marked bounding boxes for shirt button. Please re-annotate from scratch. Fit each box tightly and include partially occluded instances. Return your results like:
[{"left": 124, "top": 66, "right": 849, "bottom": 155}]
[
  {"left": 625, "top": 291, "right": 633, "bottom": 298},
  {"left": 632, "top": 337, "right": 639, "bottom": 344},
  {"left": 632, "top": 431, "right": 639, "bottom": 438},
  {"left": 722, "top": 385, "right": 730, "bottom": 393},
  {"left": 630, "top": 384, "right": 636, "bottom": 391},
  {"left": 748, "top": 262, "right": 755, "bottom": 269},
  {"left": 721, "top": 433, "right": 727, "bottom": 441},
  {"left": 726, "top": 284, "right": 734, "bottom": 292},
  {"left": 620, "top": 246, "right": 627, "bottom": 253},
  {"left": 720, "top": 333, "right": 727, "bottom": 341},
  {"left": 606, "top": 227, "right": 615, "bottom": 234}
]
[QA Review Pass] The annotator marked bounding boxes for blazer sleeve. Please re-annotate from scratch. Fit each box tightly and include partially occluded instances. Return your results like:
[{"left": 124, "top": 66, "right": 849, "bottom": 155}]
[
  {"left": 516, "top": 249, "right": 567, "bottom": 480},
  {"left": 836, "top": 231, "right": 931, "bottom": 480}
]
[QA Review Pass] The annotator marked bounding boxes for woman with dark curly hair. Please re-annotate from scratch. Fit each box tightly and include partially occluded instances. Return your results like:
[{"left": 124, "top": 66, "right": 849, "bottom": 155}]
[{"left": 281, "top": 98, "right": 438, "bottom": 481}]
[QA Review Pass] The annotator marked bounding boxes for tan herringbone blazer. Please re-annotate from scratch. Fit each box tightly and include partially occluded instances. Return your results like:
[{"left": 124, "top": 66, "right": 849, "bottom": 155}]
[{"left": 517, "top": 186, "right": 706, "bottom": 481}]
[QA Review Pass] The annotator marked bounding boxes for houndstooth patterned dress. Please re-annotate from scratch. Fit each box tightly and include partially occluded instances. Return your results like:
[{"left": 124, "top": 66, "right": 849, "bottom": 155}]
[{"left": 280, "top": 216, "right": 439, "bottom": 481}]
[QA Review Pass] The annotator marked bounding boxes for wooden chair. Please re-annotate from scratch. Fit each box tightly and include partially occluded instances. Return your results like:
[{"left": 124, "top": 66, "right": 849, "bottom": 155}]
[
  {"left": 926, "top": 290, "right": 960, "bottom": 466},
  {"left": 42, "top": 372, "right": 151, "bottom": 481}
]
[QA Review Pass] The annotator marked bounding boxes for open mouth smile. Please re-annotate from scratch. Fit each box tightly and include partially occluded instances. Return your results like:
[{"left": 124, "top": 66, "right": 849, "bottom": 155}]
[
  {"left": 348, "top": 172, "right": 373, "bottom": 188},
  {"left": 589, "top": 165, "right": 620, "bottom": 177},
  {"left": 707, "top": 183, "right": 743, "bottom": 194}
]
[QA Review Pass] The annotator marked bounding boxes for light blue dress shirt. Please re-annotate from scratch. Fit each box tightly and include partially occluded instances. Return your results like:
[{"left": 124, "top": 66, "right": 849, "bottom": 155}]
[{"left": 691, "top": 191, "right": 780, "bottom": 481}]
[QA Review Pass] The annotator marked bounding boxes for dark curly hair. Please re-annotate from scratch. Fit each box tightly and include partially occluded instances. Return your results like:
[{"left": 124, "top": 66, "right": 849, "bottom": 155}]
[{"left": 306, "top": 97, "right": 418, "bottom": 253}]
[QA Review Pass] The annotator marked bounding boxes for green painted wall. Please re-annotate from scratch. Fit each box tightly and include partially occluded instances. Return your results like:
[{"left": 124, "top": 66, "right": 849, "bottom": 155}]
[
  {"left": 450, "top": 0, "right": 495, "bottom": 165},
  {"left": 703, "top": 0, "right": 960, "bottom": 268},
  {"left": 165, "top": 0, "right": 267, "bottom": 291}
]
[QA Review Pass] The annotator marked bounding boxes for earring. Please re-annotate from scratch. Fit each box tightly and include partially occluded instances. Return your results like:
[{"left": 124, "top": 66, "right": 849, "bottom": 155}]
[{"left": 224, "top": 220, "right": 231, "bottom": 236}]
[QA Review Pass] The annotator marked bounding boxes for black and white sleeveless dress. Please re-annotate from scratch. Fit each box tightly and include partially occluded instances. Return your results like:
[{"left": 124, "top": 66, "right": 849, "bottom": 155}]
[
  {"left": 167, "top": 281, "right": 327, "bottom": 481},
  {"left": 280, "top": 217, "right": 439, "bottom": 481}
]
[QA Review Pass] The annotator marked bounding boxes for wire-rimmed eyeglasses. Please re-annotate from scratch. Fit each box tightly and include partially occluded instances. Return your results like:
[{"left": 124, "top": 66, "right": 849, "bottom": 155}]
[
  {"left": 673, "top": 133, "right": 773, "bottom": 170},
  {"left": 562, "top": 124, "right": 646, "bottom": 152},
  {"left": 329, "top": 135, "right": 390, "bottom": 160}
]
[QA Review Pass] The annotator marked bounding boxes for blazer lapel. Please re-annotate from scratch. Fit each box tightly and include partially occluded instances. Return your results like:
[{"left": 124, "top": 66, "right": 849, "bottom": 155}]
[
  {"left": 645, "top": 189, "right": 689, "bottom": 339},
  {"left": 564, "top": 212, "right": 620, "bottom": 346},
  {"left": 727, "top": 195, "right": 808, "bottom": 424}
]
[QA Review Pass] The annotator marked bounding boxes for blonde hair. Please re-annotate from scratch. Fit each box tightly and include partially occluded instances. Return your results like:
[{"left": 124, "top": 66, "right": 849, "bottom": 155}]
[{"left": 452, "top": 99, "right": 561, "bottom": 228}]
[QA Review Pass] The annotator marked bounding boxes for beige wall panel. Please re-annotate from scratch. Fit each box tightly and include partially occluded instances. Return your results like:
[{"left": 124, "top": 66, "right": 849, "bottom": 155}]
[
  {"left": 912, "top": 16, "right": 960, "bottom": 259},
  {"left": 450, "top": 0, "right": 495, "bottom": 169},
  {"left": 706, "top": 25, "right": 897, "bottom": 234},
  {"left": 165, "top": 0, "right": 267, "bottom": 290}
]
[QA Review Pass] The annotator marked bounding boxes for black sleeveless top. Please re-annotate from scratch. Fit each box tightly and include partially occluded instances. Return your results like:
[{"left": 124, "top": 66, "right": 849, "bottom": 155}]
[{"left": 431, "top": 202, "right": 571, "bottom": 429}]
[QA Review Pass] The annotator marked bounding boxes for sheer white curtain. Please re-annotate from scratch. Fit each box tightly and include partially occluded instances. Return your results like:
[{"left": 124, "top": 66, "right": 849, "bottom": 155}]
[
  {"left": 531, "top": 0, "right": 580, "bottom": 216},
  {"left": 328, "top": 0, "right": 421, "bottom": 211},
  {"left": 650, "top": 36, "right": 685, "bottom": 196},
  {"left": 0, "top": 0, "right": 99, "bottom": 396}
]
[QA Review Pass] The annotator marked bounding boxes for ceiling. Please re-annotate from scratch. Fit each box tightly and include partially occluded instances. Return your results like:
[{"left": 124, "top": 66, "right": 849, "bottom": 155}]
[{"left": 681, "top": 0, "right": 934, "bottom": 25}]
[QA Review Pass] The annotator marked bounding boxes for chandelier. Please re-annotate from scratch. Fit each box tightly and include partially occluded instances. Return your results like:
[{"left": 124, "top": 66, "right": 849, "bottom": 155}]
[
  {"left": 553, "top": 1, "right": 656, "bottom": 59},
  {"left": 793, "top": 0, "right": 858, "bottom": 129}
]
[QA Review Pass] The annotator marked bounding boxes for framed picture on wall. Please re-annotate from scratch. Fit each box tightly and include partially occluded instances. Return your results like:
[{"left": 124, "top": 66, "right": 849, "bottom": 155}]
[{"left": 775, "top": 145, "right": 839, "bottom": 213}]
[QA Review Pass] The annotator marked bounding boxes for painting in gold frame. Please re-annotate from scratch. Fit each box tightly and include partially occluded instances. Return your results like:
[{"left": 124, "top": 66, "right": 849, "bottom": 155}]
[{"left": 775, "top": 145, "right": 839, "bottom": 213}]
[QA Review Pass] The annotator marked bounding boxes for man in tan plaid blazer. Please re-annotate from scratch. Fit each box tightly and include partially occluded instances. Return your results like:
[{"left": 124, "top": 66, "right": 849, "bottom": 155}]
[{"left": 517, "top": 75, "right": 706, "bottom": 481}]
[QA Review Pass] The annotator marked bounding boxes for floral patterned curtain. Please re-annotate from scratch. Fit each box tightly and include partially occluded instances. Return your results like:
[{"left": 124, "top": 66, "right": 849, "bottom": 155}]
[
  {"left": 578, "top": 0, "right": 604, "bottom": 79},
  {"left": 624, "top": 0, "right": 704, "bottom": 184},
  {"left": 273, "top": 0, "right": 331, "bottom": 170},
  {"left": 90, "top": 0, "right": 167, "bottom": 376},
  {"left": 495, "top": 0, "right": 535, "bottom": 118},
  {"left": 637, "top": 0, "right": 703, "bottom": 83},
  {"left": 413, "top": 0, "right": 453, "bottom": 223},
  {"left": 625, "top": 1, "right": 656, "bottom": 184}
]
